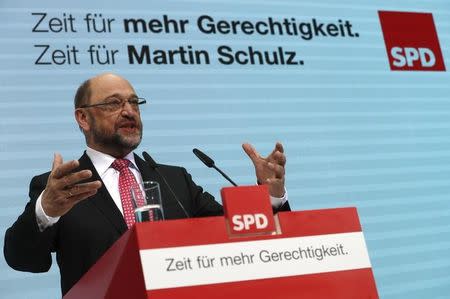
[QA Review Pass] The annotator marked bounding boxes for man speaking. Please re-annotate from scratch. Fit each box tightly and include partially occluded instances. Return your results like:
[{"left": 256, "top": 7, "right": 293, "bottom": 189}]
[{"left": 4, "top": 73, "right": 289, "bottom": 295}]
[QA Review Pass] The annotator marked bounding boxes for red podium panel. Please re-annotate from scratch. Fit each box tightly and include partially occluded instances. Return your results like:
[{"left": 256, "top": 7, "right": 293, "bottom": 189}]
[{"left": 64, "top": 206, "right": 378, "bottom": 299}]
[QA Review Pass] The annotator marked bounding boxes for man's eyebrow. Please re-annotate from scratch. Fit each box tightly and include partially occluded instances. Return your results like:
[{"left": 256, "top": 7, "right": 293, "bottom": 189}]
[{"left": 104, "top": 93, "right": 138, "bottom": 100}]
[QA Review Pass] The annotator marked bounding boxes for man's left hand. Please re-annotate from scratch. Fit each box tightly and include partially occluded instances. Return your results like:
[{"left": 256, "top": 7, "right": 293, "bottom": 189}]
[{"left": 242, "top": 142, "right": 286, "bottom": 198}]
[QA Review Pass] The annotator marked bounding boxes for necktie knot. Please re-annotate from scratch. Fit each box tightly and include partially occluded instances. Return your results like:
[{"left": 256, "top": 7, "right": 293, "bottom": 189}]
[{"left": 111, "top": 159, "right": 131, "bottom": 172}]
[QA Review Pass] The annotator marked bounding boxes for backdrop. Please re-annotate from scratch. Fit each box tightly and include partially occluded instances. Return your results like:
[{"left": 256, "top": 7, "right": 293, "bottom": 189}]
[{"left": 1, "top": 0, "right": 449, "bottom": 298}]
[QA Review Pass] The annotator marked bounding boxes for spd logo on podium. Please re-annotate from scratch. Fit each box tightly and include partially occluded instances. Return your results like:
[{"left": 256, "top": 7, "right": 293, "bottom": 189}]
[
  {"left": 378, "top": 11, "right": 446, "bottom": 71},
  {"left": 221, "top": 185, "right": 277, "bottom": 236}
]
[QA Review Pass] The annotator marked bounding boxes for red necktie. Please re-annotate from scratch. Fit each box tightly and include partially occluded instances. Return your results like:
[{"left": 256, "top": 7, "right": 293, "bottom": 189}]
[{"left": 111, "top": 159, "right": 144, "bottom": 228}]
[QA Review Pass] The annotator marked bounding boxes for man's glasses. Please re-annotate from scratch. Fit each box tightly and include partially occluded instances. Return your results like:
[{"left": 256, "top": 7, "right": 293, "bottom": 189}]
[{"left": 79, "top": 97, "right": 147, "bottom": 112}]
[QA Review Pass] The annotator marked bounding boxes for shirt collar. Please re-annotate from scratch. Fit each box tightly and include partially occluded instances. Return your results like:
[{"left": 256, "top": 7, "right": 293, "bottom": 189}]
[{"left": 86, "top": 146, "right": 138, "bottom": 177}]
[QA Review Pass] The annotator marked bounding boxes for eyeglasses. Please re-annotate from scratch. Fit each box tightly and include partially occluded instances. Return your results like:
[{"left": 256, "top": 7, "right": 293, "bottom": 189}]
[{"left": 79, "top": 97, "right": 147, "bottom": 112}]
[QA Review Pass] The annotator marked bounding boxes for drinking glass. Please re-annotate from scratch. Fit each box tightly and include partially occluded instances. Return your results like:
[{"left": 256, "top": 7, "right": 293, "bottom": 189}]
[{"left": 131, "top": 181, "right": 164, "bottom": 222}]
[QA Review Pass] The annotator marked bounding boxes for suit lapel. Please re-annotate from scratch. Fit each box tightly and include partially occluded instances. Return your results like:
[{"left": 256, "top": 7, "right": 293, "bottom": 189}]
[
  {"left": 134, "top": 154, "right": 187, "bottom": 220},
  {"left": 78, "top": 153, "right": 128, "bottom": 234},
  {"left": 134, "top": 154, "right": 159, "bottom": 183}
]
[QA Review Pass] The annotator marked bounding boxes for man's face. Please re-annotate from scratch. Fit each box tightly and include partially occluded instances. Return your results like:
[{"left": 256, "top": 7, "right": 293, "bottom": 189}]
[{"left": 82, "top": 74, "right": 143, "bottom": 157}]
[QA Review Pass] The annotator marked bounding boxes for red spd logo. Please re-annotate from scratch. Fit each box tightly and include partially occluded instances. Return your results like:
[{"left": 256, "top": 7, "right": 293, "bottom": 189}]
[
  {"left": 378, "top": 11, "right": 446, "bottom": 71},
  {"left": 221, "top": 185, "right": 276, "bottom": 236}
]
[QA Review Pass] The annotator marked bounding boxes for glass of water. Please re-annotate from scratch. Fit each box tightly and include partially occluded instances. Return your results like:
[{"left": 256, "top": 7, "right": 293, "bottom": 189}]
[{"left": 131, "top": 181, "right": 164, "bottom": 222}]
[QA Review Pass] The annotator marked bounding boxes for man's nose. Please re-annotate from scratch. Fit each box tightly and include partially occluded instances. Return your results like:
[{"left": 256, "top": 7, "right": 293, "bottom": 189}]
[{"left": 121, "top": 101, "right": 139, "bottom": 116}]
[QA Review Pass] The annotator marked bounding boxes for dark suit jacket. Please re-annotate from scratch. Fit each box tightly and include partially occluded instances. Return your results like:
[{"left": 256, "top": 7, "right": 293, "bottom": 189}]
[{"left": 4, "top": 152, "right": 290, "bottom": 295}]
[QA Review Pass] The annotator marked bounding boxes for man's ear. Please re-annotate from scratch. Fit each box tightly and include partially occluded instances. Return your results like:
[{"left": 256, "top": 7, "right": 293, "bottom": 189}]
[{"left": 75, "top": 109, "right": 90, "bottom": 132}]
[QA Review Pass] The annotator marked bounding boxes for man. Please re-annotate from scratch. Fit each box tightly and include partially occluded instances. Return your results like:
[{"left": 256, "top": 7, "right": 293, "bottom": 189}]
[{"left": 4, "top": 73, "right": 289, "bottom": 295}]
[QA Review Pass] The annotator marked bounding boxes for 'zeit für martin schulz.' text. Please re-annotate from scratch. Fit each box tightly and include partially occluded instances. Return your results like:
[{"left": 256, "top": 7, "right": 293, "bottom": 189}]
[{"left": 34, "top": 44, "right": 302, "bottom": 66}]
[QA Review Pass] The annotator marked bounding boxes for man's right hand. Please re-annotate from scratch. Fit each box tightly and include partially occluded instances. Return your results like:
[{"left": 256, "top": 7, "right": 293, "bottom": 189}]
[{"left": 41, "top": 153, "right": 102, "bottom": 217}]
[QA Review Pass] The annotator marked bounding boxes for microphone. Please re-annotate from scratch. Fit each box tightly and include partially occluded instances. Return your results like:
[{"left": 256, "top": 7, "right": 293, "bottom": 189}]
[
  {"left": 192, "top": 148, "right": 238, "bottom": 187},
  {"left": 142, "top": 151, "right": 191, "bottom": 218}
]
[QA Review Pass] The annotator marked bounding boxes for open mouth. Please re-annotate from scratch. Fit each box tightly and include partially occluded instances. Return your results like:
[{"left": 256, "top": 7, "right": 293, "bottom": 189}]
[{"left": 118, "top": 122, "right": 138, "bottom": 132}]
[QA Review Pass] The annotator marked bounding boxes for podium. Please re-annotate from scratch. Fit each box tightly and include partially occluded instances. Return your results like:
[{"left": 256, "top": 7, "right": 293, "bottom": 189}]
[{"left": 64, "top": 186, "right": 379, "bottom": 298}]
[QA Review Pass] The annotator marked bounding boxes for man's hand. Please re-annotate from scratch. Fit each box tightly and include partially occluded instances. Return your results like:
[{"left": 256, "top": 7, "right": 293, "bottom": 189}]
[
  {"left": 41, "top": 153, "right": 102, "bottom": 217},
  {"left": 242, "top": 142, "right": 286, "bottom": 198}
]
